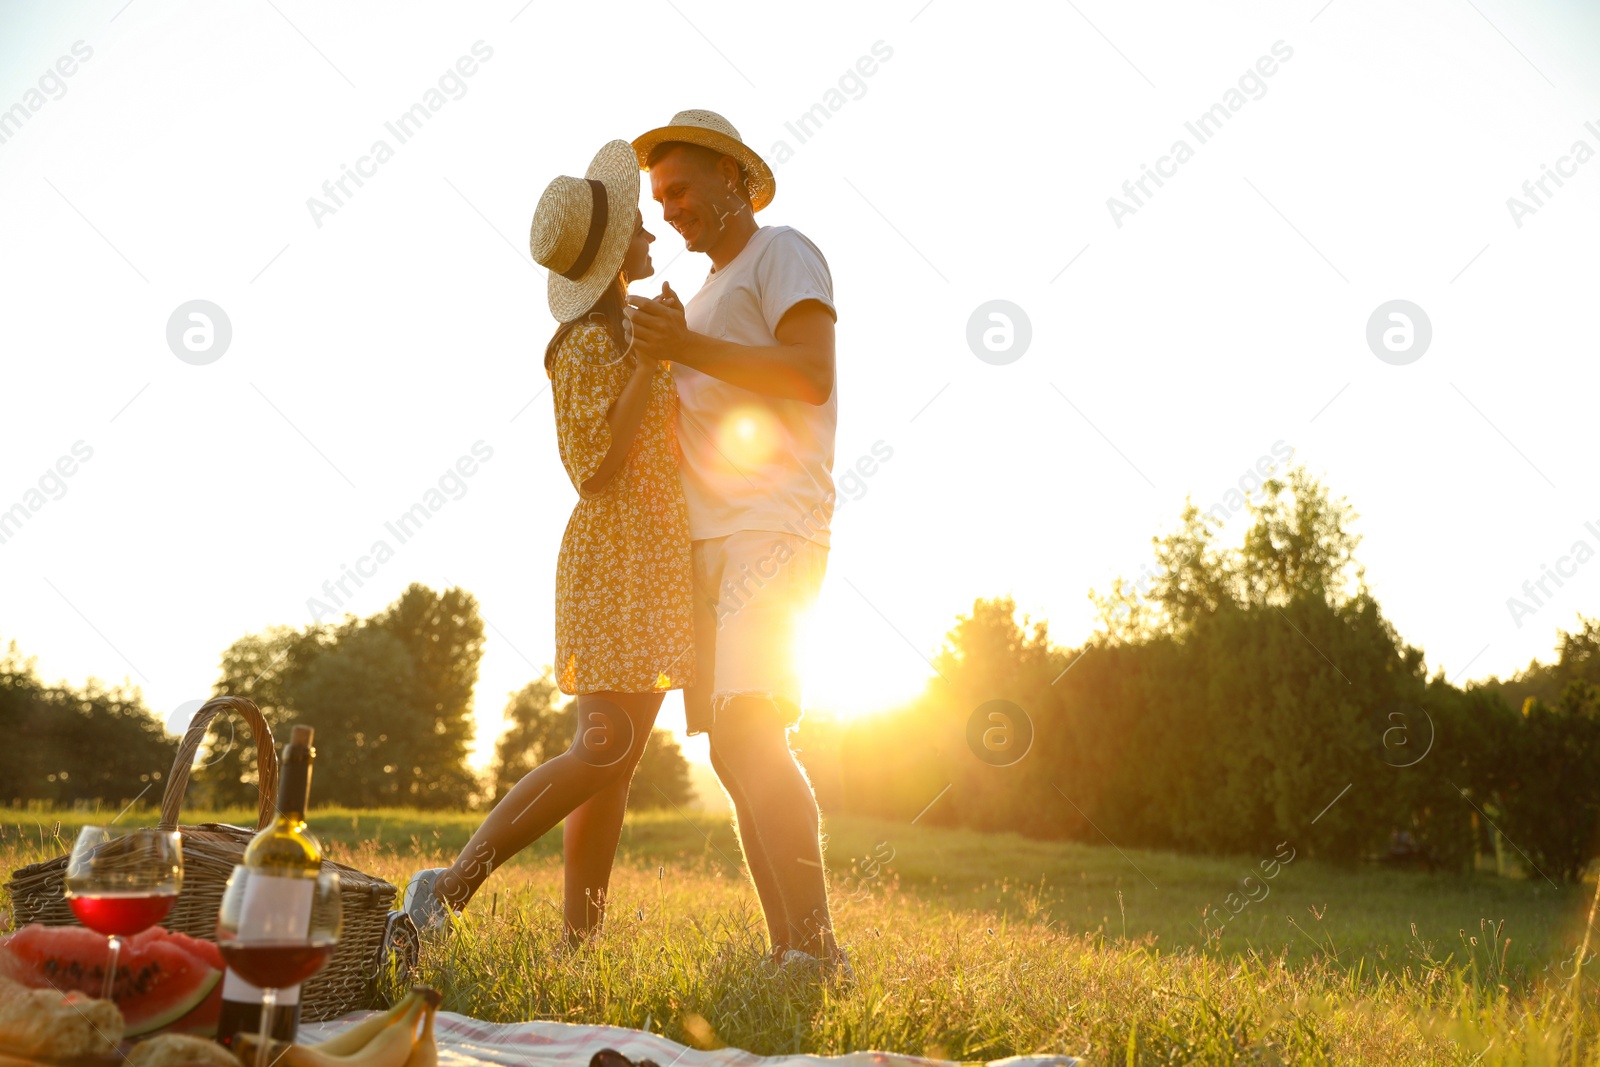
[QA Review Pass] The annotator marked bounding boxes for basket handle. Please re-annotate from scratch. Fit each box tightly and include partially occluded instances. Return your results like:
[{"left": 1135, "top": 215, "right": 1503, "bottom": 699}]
[{"left": 159, "top": 696, "right": 280, "bottom": 833}]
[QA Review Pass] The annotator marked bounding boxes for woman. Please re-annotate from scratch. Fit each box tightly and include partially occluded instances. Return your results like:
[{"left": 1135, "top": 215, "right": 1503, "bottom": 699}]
[{"left": 401, "top": 140, "right": 695, "bottom": 942}]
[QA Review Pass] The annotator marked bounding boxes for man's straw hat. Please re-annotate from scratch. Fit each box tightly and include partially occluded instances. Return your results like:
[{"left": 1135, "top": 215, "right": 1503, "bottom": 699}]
[
  {"left": 632, "top": 110, "right": 775, "bottom": 212},
  {"left": 530, "top": 139, "right": 639, "bottom": 322}
]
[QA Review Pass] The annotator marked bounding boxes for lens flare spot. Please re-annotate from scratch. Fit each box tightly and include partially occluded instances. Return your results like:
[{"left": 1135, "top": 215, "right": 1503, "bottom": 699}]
[{"left": 718, "top": 406, "right": 781, "bottom": 468}]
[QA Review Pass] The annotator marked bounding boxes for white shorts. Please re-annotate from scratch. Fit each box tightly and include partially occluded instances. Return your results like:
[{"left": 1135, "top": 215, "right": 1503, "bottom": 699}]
[{"left": 682, "top": 530, "right": 828, "bottom": 736}]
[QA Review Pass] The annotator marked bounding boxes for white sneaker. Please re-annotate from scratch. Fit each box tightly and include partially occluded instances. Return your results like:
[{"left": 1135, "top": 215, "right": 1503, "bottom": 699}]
[
  {"left": 779, "top": 947, "right": 856, "bottom": 986},
  {"left": 399, "top": 868, "right": 452, "bottom": 934}
]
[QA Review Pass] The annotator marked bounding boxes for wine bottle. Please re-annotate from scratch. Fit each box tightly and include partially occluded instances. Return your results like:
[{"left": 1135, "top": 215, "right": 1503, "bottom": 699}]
[{"left": 217, "top": 725, "right": 321, "bottom": 1048}]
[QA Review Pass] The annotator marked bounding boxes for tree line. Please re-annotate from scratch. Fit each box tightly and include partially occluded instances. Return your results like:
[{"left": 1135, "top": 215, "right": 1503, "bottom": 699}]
[
  {"left": 6, "top": 469, "right": 1594, "bottom": 881},
  {"left": 0, "top": 582, "right": 692, "bottom": 814},
  {"left": 795, "top": 468, "right": 1599, "bottom": 882},
  {"left": 0, "top": 644, "right": 171, "bottom": 807}
]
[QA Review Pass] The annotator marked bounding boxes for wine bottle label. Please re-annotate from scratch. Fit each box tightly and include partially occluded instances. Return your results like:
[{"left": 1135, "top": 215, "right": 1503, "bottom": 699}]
[{"left": 220, "top": 873, "right": 316, "bottom": 1005}]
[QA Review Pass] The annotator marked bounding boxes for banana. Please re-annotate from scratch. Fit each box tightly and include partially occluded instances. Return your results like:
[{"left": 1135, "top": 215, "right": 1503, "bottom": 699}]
[
  {"left": 307, "top": 990, "right": 425, "bottom": 1056},
  {"left": 400, "top": 998, "right": 437, "bottom": 1067},
  {"left": 236, "top": 995, "right": 425, "bottom": 1067},
  {"left": 323, "top": 997, "right": 424, "bottom": 1067}
]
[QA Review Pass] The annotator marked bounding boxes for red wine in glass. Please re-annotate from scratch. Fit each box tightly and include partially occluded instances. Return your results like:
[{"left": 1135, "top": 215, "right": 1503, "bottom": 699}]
[
  {"left": 63, "top": 827, "right": 184, "bottom": 1000},
  {"left": 218, "top": 865, "right": 342, "bottom": 1067},
  {"left": 218, "top": 941, "right": 335, "bottom": 990},
  {"left": 69, "top": 891, "right": 179, "bottom": 937}
]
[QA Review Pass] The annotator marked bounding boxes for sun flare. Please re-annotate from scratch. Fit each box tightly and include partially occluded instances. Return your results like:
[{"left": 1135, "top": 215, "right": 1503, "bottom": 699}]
[
  {"left": 717, "top": 406, "right": 781, "bottom": 469},
  {"left": 796, "top": 589, "right": 936, "bottom": 722}
]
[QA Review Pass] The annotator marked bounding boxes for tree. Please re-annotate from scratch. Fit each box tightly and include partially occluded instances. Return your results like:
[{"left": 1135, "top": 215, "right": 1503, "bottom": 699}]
[
  {"left": 201, "top": 585, "right": 486, "bottom": 810},
  {"left": 1138, "top": 500, "right": 1231, "bottom": 635},
  {"left": 285, "top": 624, "right": 467, "bottom": 808},
  {"left": 1090, "top": 469, "right": 1408, "bottom": 858},
  {"left": 1397, "top": 679, "right": 1514, "bottom": 874},
  {"left": 0, "top": 636, "right": 173, "bottom": 808},
  {"left": 370, "top": 585, "right": 485, "bottom": 800},
  {"left": 1092, "top": 468, "right": 1365, "bottom": 638},
  {"left": 1483, "top": 614, "right": 1600, "bottom": 718},
  {"left": 0, "top": 639, "right": 48, "bottom": 801},
  {"left": 1498, "top": 681, "right": 1600, "bottom": 881},
  {"left": 807, "top": 464, "right": 1558, "bottom": 871},
  {"left": 1236, "top": 470, "right": 1364, "bottom": 608},
  {"left": 192, "top": 623, "right": 335, "bottom": 809}
]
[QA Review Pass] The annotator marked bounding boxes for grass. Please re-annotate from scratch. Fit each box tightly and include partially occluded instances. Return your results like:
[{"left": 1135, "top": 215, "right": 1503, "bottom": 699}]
[{"left": 2, "top": 806, "right": 1597, "bottom": 1064}]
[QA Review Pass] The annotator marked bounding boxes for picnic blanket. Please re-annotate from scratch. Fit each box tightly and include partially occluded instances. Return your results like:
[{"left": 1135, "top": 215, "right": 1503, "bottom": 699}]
[{"left": 300, "top": 1012, "right": 1079, "bottom": 1067}]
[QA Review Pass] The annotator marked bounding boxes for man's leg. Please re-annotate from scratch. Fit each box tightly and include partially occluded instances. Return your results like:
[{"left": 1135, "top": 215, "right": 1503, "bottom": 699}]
[
  {"left": 687, "top": 534, "right": 796, "bottom": 955},
  {"left": 708, "top": 739, "right": 791, "bottom": 956},
  {"left": 709, "top": 699, "right": 837, "bottom": 960},
  {"left": 704, "top": 532, "right": 838, "bottom": 960}
]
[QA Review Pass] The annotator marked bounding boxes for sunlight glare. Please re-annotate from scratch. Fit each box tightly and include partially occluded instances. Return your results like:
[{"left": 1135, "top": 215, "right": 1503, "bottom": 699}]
[
  {"left": 798, "top": 585, "right": 934, "bottom": 722},
  {"left": 717, "top": 406, "right": 781, "bottom": 469}
]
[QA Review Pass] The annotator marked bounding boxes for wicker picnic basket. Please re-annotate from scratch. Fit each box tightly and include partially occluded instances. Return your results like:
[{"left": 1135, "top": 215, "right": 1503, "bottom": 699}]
[{"left": 4, "top": 696, "right": 411, "bottom": 1021}]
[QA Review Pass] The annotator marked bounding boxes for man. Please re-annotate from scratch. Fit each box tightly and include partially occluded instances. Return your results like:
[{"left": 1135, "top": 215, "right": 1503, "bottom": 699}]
[{"left": 627, "top": 110, "right": 847, "bottom": 976}]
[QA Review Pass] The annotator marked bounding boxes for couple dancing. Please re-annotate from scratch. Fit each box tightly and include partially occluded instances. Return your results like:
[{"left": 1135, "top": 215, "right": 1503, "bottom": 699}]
[{"left": 401, "top": 111, "right": 847, "bottom": 977}]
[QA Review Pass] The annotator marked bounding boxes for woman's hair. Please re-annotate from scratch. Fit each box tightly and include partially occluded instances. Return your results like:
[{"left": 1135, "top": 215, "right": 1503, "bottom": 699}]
[{"left": 544, "top": 273, "right": 628, "bottom": 377}]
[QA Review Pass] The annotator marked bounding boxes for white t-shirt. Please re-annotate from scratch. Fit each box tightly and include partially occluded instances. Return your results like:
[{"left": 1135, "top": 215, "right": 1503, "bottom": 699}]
[{"left": 674, "top": 225, "right": 837, "bottom": 547}]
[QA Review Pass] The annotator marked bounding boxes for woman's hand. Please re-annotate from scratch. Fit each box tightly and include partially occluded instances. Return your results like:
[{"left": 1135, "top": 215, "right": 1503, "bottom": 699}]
[
  {"left": 625, "top": 291, "right": 690, "bottom": 363},
  {"left": 627, "top": 322, "right": 661, "bottom": 373},
  {"left": 624, "top": 282, "right": 680, "bottom": 369},
  {"left": 620, "top": 302, "right": 657, "bottom": 369}
]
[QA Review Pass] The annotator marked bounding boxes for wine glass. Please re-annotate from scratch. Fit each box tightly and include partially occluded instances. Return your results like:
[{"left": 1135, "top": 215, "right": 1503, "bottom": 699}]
[
  {"left": 217, "top": 865, "right": 342, "bottom": 1067},
  {"left": 62, "top": 827, "right": 184, "bottom": 1000}
]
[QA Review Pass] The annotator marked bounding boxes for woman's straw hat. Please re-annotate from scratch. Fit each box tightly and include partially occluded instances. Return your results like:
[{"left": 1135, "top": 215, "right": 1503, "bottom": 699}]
[
  {"left": 531, "top": 139, "right": 639, "bottom": 322},
  {"left": 632, "top": 110, "right": 775, "bottom": 212}
]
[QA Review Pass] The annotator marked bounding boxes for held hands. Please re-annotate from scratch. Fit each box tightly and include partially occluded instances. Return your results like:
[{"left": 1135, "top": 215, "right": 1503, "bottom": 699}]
[{"left": 625, "top": 281, "right": 688, "bottom": 365}]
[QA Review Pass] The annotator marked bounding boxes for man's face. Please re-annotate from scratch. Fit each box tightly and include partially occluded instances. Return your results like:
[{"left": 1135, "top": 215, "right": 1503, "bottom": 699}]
[{"left": 649, "top": 146, "right": 734, "bottom": 253}]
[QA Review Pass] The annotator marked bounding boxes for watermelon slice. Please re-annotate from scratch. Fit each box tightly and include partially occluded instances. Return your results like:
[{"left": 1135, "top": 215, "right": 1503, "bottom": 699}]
[
  {"left": 0, "top": 924, "right": 221, "bottom": 1036},
  {"left": 126, "top": 927, "right": 224, "bottom": 1035}
]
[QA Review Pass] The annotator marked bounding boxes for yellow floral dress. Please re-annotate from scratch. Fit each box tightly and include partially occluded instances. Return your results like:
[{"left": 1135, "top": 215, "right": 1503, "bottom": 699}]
[{"left": 551, "top": 321, "right": 696, "bottom": 695}]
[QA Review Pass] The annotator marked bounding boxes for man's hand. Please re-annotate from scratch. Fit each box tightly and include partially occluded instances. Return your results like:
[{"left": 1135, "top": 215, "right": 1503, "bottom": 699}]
[
  {"left": 626, "top": 291, "right": 689, "bottom": 363},
  {"left": 626, "top": 285, "right": 835, "bottom": 404}
]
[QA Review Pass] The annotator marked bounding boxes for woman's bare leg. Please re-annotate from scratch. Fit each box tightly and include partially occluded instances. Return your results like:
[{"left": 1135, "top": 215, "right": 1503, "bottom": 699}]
[
  {"left": 434, "top": 692, "right": 660, "bottom": 911},
  {"left": 561, "top": 700, "right": 662, "bottom": 943},
  {"left": 562, "top": 773, "right": 632, "bottom": 943}
]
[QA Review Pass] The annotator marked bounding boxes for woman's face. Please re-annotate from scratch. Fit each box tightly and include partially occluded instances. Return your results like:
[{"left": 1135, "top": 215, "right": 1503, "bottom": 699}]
[{"left": 620, "top": 210, "right": 655, "bottom": 283}]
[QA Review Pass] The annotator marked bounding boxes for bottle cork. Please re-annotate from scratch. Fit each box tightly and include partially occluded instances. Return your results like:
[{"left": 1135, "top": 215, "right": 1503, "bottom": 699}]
[{"left": 291, "top": 724, "right": 313, "bottom": 746}]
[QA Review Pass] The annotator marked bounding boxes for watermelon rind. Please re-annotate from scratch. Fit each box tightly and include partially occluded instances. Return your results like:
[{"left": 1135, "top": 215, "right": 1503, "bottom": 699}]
[{"left": 121, "top": 965, "right": 221, "bottom": 1036}]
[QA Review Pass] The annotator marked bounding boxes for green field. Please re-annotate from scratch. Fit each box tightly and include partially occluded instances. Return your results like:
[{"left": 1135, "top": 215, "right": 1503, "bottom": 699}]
[{"left": 2, "top": 806, "right": 1596, "bottom": 1064}]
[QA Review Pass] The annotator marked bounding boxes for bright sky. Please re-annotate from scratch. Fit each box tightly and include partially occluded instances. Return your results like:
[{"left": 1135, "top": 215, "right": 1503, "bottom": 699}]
[{"left": 2, "top": 0, "right": 1597, "bottom": 772}]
